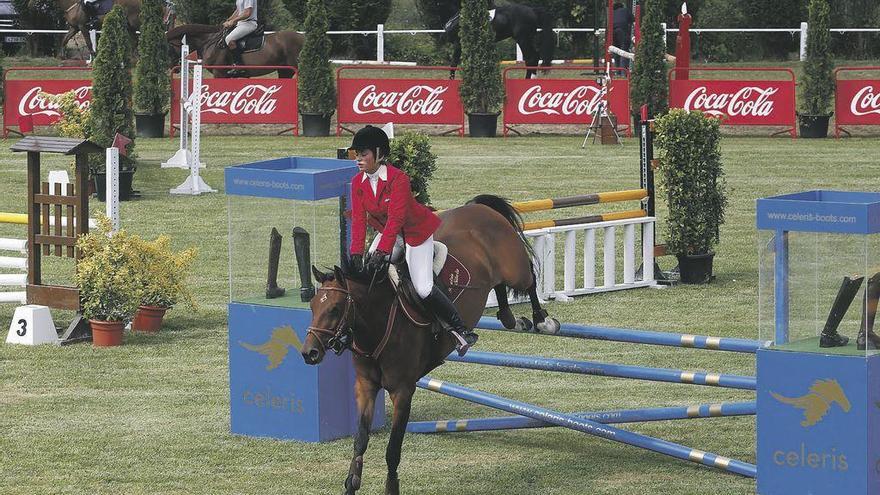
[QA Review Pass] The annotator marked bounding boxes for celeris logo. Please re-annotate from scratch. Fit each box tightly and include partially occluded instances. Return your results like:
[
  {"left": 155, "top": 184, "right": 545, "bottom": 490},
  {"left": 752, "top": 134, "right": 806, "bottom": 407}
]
[
  {"left": 850, "top": 85, "right": 880, "bottom": 116},
  {"left": 18, "top": 86, "right": 91, "bottom": 117},
  {"left": 517, "top": 85, "right": 603, "bottom": 116},
  {"left": 683, "top": 86, "right": 777, "bottom": 118},
  {"left": 352, "top": 84, "right": 447, "bottom": 116},
  {"left": 198, "top": 84, "right": 281, "bottom": 115}
]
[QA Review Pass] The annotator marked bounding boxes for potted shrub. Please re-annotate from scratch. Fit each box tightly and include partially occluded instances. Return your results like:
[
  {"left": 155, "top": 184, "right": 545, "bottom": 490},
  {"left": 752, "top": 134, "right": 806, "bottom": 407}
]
[
  {"left": 133, "top": 0, "right": 170, "bottom": 138},
  {"left": 388, "top": 131, "right": 437, "bottom": 205},
  {"left": 75, "top": 216, "right": 141, "bottom": 346},
  {"left": 630, "top": 0, "right": 668, "bottom": 132},
  {"left": 298, "top": 0, "right": 336, "bottom": 136},
  {"left": 655, "top": 109, "right": 727, "bottom": 284},
  {"left": 130, "top": 235, "right": 197, "bottom": 332},
  {"left": 85, "top": 6, "right": 137, "bottom": 198},
  {"left": 798, "top": 0, "right": 834, "bottom": 138},
  {"left": 459, "top": 0, "right": 503, "bottom": 137}
]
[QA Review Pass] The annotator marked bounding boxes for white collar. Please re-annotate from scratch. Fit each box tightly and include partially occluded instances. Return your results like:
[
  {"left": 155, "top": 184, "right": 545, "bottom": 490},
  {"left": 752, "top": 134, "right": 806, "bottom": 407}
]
[{"left": 361, "top": 164, "right": 387, "bottom": 182}]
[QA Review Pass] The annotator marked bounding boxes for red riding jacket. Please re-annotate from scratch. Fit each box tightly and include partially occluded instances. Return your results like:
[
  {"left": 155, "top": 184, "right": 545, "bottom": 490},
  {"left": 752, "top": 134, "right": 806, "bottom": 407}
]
[{"left": 350, "top": 164, "right": 441, "bottom": 255}]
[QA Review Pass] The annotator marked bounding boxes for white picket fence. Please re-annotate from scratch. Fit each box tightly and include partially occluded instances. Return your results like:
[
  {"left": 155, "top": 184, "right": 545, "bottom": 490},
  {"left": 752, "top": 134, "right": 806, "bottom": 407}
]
[
  {"left": 487, "top": 216, "right": 658, "bottom": 307},
  {"left": 0, "top": 237, "right": 27, "bottom": 304}
]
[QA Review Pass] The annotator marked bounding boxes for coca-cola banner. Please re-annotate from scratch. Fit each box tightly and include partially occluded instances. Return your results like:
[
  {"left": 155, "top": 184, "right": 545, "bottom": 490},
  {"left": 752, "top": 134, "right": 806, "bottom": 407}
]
[
  {"left": 503, "top": 78, "right": 630, "bottom": 128},
  {"left": 336, "top": 74, "right": 464, "bottom": 135},
  {"left": 170, "top": 77, "right": 298, "bottom": 136},
  {"left": 4, "top": 79, "right": 92, "bottom": 137},
  {"left": 669, "top": 79, "right": 796, "bottom": 133},
  {"left": 835, "top": 79, "right": 880, "bottom": 130}
]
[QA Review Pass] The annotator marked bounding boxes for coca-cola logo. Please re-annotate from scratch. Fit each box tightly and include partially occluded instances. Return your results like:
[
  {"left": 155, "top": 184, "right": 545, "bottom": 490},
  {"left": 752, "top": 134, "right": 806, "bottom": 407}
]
[
  {"left": 17, "top": 86, "right": 91, "bottom": 118},
  {"left": 850, "top": 85, "right": 880, "bottom": 116},
  {"left": 683, "top": 86, "right": 778, "bottom": 118},
  {"left": 517, "top": 85, "right": 604, "bottom": 116},
  {"left": 352, "top": 84, "right": 448, "bottom": 116},
  {"left": 197, "top": 84, "right": 281, "bottom": 115}
]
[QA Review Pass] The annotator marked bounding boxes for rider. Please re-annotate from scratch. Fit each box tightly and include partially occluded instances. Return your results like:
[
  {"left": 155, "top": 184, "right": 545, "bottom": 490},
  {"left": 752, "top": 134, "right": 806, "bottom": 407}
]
[
  {"left": 348, "top": 125, "right": 478, "bottom": 356},
  {"left": 81, "top": 0, "right": 102, "bottom": 28},
  {"left": 222, "top": 0, "right": 258, "bottom": 77}
]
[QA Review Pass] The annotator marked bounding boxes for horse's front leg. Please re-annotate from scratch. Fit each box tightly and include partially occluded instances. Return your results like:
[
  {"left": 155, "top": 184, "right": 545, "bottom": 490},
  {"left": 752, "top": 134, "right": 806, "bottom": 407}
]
[
  {"left": 344, "top": 376, "right": 380, "bottom": 495},
  {"left": 79, "top": 27, "right": 96, "bottom": 57},
  {"left": 384, "top": 384, "right": 415, "bottom": 495},
  {"left": 59, "top": 27, "right": 78, "bottom": 57}
]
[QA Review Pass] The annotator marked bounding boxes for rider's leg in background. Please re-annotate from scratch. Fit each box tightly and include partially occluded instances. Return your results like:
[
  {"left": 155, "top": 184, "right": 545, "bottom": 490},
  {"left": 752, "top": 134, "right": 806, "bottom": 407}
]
[{"left": 224, "top": 20, "right": 258, "bottom": 76}]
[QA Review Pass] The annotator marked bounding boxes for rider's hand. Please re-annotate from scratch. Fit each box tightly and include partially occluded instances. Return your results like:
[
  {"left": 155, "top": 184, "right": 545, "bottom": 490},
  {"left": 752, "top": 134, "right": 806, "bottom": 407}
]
[
  {"left": 223, "top": 20, "right": 234, "bottom": 28},
  {"left": 366, "top": 250, "right": 389, "bottom": 273}
]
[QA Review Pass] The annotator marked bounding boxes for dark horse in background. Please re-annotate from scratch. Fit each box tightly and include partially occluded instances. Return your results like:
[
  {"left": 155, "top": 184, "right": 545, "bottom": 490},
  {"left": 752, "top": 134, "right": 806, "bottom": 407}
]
[
  {"left": 444, "top": 2, "right": 555, "bottom": 79},
  {"left": 36, "top": 0, "right": 176, "bottom": 57},
  {"left": 166, "top": 24, "right": 304, "bottom": 78},
  {"left": 302, "top": 195, "right": 559, "bottom": 495}
]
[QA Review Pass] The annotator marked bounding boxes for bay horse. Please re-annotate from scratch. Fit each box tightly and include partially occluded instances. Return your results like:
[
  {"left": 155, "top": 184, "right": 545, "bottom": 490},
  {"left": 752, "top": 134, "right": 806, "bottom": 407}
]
[
  {"left": 444, "top": 2, "right": 555, "bottom": 79},
  {"left": 166, "top": 24, "right": 303, "bottom": 78},
  {"left": 302, "top": 194, "right": 560, "bottom": 495},
  {"left": 37, "top": 0, "right": 176, "bottom": 57}
]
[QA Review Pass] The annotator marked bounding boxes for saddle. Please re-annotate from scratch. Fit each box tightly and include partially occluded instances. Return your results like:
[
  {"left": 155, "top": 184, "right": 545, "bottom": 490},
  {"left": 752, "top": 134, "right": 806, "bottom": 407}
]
[
  {"left": 387, "top": 241, "right": 472, "bottom": 328},
  {"left": 220, "top": 23, "right": 267, "bottom": 53}
]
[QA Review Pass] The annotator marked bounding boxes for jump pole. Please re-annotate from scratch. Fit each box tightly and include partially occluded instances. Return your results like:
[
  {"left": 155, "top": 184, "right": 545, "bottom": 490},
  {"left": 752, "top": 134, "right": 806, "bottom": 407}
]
[
  {"left": 418, "top": 377, "right": 757, "bottom": 478},
  {"left": 408, "top": 400, "right": 756, "bottom": 434}
]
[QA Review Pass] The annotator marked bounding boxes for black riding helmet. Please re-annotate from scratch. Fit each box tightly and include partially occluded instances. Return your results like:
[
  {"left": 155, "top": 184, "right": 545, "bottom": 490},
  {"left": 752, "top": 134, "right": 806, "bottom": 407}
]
[{"left": 349, "top": 125, "right": 390, "bottom": 160}]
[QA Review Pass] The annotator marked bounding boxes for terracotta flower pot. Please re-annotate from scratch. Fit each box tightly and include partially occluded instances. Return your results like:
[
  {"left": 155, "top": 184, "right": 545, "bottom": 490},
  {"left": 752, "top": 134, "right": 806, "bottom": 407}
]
[
  {"left": 89, "top": 319, "right": 125, "bottom": 347},
  {"left": 132, "top": 305, "right": 168, "bottom": 333}
]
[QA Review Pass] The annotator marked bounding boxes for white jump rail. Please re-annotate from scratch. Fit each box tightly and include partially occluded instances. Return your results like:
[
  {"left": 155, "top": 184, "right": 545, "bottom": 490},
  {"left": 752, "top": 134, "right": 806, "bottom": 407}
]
[{"left": 0, "top": 238, "right": 27, "bottom": 304}]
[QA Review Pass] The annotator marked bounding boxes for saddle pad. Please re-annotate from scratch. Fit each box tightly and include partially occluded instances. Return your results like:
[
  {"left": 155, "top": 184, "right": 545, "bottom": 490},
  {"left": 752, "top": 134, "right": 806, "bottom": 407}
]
[{"left": 241, "top": 34, "right": 265, "bottom": 53}]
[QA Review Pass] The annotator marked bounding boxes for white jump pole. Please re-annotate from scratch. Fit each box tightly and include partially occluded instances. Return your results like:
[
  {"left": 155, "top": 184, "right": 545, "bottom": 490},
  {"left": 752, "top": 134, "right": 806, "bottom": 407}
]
[
  {"left": 163, "top": 41, "right": 202, "bottom": 169},
  {"left": 169, "top": 60, "right": 215, "bottom": 195},
  {"left": 105, "top": 147, "right": 120, "bottom": 232}
]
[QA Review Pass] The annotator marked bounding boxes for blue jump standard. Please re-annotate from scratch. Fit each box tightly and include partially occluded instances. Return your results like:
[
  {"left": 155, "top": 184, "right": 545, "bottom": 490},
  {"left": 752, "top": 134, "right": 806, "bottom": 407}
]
[
  {"left": 408, "top": 401, "right": 756, "bottom": 434},
  {"left": 417, "top": 377, "right": 757, "bottom": 478},
  {"left": 447, "top": 350, "right": 756, "bottom": 390},
  {"left": 476, "top": 316, "right": 770, "bottom": 354}
]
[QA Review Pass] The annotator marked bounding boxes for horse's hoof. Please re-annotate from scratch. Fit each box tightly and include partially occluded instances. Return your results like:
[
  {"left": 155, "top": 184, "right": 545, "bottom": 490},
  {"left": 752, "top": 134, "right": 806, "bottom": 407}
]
[
  {"left": 385, "top": 475, "right": 400, "bottom": 495},
  {"left": 536, "top": 317, "right": 561, "bottom": 335},
  {"left": 344, "top": 474, "right": 361, "bottom": 493},
  {"left": 514, "top": 317, "right": 533, "bottom": 332}
]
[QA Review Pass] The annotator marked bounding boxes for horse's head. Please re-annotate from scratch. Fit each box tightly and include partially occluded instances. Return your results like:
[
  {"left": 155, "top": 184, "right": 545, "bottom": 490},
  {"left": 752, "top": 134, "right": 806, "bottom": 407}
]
[{"left": 302, "top": 266, "right": 358, "bottom": 365}]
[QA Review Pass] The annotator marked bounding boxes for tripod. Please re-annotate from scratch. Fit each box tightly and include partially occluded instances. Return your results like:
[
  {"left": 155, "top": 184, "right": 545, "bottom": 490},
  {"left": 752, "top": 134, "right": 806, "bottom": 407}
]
[{"left": 581, "top": 71, "right": 621, "bottom": 148}]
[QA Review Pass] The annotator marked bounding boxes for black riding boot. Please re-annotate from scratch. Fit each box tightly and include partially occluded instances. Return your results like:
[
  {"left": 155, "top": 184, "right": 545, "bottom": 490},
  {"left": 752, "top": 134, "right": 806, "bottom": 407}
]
[
  {"left": 819, "top": 275, "right": 862, "bottom": 347},
  {"left": 857, "top": 272, "right": 880, "bottom": 351},
  {"left": 227, "top": 45, "right": 246, "bottom": 77},
  {"left": 423, "top": 286, "right": 478, "bottom": 356},
  {"left": 266, "top": 227, "right": 285, "bottom": 299}
]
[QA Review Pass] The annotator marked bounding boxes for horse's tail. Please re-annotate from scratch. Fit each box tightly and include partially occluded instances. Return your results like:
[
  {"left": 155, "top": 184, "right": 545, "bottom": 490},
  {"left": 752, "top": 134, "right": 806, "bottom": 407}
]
[
  {"left": 467, "top": 194, "right": 537, "bottom": 295},
  {"left": 533, "top": 6, "right": 555, "bottom": 68}
]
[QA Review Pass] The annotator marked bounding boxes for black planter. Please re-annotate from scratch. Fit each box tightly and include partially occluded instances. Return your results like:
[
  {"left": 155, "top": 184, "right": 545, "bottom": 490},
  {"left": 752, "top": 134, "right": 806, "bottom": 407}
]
[
  {"left": 467, "top": 112, "right": 500, "bottom": 137},
  {"left": 93, "top": 169, "right": 136, "bottom": 202},
  {"left": 301, "top": 112, "right": 331, "bottom": 137},
  {"left": 135, "top": 112, "right": 166, "bottom": 138},
  {"left": 676, "top": 252, "right": 715, "bottom": 284},
  {"left": 798, "top": 114, "right": 831, "bottom": 138}
]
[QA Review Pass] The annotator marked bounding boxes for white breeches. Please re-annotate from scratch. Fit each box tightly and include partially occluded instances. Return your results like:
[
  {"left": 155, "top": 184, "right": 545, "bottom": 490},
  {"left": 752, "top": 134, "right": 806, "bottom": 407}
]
[
  {"left": 225, "top": 20, "right": 258, "bottom": 46},
  {"left": 369, "top": 234, "right": 434, "bottom": 299}
]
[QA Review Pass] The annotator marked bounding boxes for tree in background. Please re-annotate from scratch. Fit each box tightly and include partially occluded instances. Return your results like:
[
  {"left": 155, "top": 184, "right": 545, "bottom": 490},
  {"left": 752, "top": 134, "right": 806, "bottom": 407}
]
[
  {"left": 133, "top": 0, "right": 170, "bottom": 116},
  {"left": 739, "top": 0, "right": 804, "bottom": 59},
  {"left": 800, "top": 0, "right": 834, "bottom": 117},
  {"left": 631, "top": 0, "right": 667, "bottom": 116},
  {"left": 459, "top": 0, "right": 503, "bottom": 115},
  {"left": 86, "top": 6, "right": 135, "bottom": 159},
  {"left": 11, "top": 0, "right": 63, "bottom": 56},
  {"left": 283, "top": 0, "right": 390, "bottom": 57},
  {"left": 298, "top": 0, "right": 336, "bottom": 117},
  {"left": 176, "top": 0, "right": 293, "bottom": 29}
]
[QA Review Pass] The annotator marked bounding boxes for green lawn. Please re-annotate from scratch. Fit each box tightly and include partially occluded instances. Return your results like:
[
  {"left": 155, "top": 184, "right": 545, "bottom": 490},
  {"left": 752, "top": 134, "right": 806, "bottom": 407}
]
[{"left": 0, "top": 133, "right": 877, "bottom": 494}]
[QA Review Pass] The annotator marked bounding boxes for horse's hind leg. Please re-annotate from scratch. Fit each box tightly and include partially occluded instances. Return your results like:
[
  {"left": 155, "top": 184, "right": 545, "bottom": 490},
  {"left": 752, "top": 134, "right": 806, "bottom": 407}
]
[
  {"left": 527, "top": 272, "right": 560, "bottom": 334},
  {"left": 344, "top": 376, "right": 380, "bottom": 495},
  {"left": 494, "top": 284, "right": 517, "bottom": 329},
  {"left": 384, "top": 384, "right": 415, "bottom": 495}
]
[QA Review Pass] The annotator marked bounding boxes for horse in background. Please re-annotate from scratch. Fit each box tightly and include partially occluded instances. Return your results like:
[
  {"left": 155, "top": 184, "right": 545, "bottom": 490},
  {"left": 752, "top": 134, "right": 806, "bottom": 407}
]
[
  {"left": 166, "top": 24, "right": 303, "bottom": 78},
  {"left": 443, "top": 2, "right": 555, "bottom": 79}
]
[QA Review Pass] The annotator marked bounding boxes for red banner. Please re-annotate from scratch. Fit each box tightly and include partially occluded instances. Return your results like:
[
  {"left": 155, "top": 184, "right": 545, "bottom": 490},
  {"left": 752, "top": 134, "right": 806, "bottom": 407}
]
[
  {"left": 668, "top": 69, "right": 797, "bottom": 137},
  {"left": 834, "top": 68, "right": 880, "bottom": 137},
  {"left": 170, "top": 75, "right": 298, "bottom": 136},
  {"left": 336, "top": 67, "right": 464, "bottom": 136},
  {"left": 4, "top": 78, "right": 92, "bottom": 137},
  {"left": 504, "top": 78, "right": 630, "bottom": 128}
]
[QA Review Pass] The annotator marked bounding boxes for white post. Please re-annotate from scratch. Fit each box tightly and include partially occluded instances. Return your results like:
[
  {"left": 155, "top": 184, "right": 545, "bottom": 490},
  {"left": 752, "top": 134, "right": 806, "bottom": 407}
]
[
  {"left": 603, "top": 226, "right": 615, "bottom": 288},
  {"left": 584, "top": 228, "right": 596, "bottom": 289},
  {"left": 563, "top": 230, "right": 576, "bottom": 293},
  {"left": 800, "top": 22, "right": 808, "bottom": 61},
  {"left": 543, "top": 234, "right": 556, "bottom": 298},
  {"left": 169, "top": 62, "right": 216, "bottom": 196},
  {"left": 376, "top": 24, "right": 385, "bottom": 63},
  {"left": 516, "top": 44, "right": 524, "bottom": 62},
  {"left": 642, "top": 221, "right": 655, "bottom": 282},
  {"left": 105, "top": 147, "right": 120, "bottom": 232},
  {"left": 163, "top": 42, "right": 193, "bottom": 169},
  {"left": 623, "top": 223, "right": 635, "bottom": 284},
  {"left": 661, "top": 23, "right": 667, "bottom": 50}
]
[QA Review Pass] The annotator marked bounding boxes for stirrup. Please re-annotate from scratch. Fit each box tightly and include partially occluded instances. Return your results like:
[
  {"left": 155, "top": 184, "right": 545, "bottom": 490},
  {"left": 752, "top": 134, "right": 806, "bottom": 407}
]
[{"left": 450, "top": 329, "right": 478, "bottom": 356}]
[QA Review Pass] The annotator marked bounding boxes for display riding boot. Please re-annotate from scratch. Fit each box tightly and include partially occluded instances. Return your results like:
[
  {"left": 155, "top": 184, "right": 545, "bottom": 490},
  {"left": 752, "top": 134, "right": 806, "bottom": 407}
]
[
  {"left": 819, "top": 275, "right": 863, "bottom": 347},
  {"left": 266, "top": 227, "right": 285, "bottom": 299},
  {"left": 422, "top": 285, "right": 478, "bottom": 356},
  {"left": 857, "top": 272, "right": 880, "bottom": 351}
]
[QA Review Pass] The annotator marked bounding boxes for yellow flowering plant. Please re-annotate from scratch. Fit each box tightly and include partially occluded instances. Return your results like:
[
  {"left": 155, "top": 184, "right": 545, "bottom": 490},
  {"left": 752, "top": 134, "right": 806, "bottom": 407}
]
[
  {"left": 130, "top": 235, "right": 197, "bottom": 309},
  {"left": 41, "top": 90, "right": 91, "bottom": 139},
  {"left": 75, "top": 216, "right": 141, "bottom": 322}
]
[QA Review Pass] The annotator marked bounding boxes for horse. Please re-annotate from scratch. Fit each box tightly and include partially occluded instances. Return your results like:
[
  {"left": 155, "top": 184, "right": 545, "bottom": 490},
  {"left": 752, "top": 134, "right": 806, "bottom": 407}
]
[
  {"left": 443, "top": 2, "right": 555, "bottom": 79},
  {"left": 166, "top": 24, "right": 303, "bottom": 78},
  {"left": 37, "top": 0, "right": 175, "bottom": 57},
  {"left": 302, "top": 194, "right": 560, "bottom": 495}
]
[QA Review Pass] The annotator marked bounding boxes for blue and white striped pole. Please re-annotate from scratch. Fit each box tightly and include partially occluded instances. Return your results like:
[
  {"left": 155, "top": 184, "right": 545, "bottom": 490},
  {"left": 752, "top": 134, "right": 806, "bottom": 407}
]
[
  {"left": 447, "top": 350, "right": 756, "bottom": 390},
  {"left": 476, "top": 316, "right": 770, "bottom": 354},
  {"left": 408, "top": 401, "right": 756, "bottom": 434},
  {"left": 417, "top": 377, "right": 757, "bottom": 478}
]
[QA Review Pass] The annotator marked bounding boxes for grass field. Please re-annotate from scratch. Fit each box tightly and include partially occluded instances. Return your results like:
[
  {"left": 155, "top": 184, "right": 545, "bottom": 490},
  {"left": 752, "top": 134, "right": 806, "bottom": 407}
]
[{"left": 0, "top": 132, "right": 877, "bottom": 495}]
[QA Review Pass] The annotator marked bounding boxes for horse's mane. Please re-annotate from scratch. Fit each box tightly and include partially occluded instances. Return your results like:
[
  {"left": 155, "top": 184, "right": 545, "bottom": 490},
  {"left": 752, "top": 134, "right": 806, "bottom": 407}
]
[{"left": 166, "top": 23, "right": 221, "bottom": 40}]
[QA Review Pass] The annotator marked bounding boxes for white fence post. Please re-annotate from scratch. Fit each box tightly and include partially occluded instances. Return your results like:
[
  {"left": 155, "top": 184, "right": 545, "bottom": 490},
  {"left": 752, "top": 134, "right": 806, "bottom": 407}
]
[
  {"left": 800, "top": 22, "right": 808, "bottom": 61},
  {"left": 376, "top": 24, "right": 384, "bottom": 63},
  {"left": 105, "top": 147, "right": 120, "bottom": 232},
  {"left": 516, "top": 44, "right": 524, "bottom": 62},
  {"left": 661, "top": 23, "right": 667, "bottom": 50},
  {"left": 584, "top": 228, "right": 596, "bottom": 289},
  {"left": 603, "top": 226, "right": 616, "bottom": 288}
]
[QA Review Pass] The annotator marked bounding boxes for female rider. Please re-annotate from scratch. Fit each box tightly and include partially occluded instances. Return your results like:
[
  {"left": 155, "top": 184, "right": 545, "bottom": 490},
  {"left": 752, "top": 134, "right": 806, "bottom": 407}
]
[{"left": 348, "top": 125, "right": 477, "bottom": 356}]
